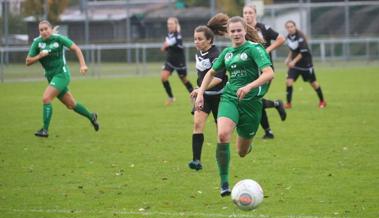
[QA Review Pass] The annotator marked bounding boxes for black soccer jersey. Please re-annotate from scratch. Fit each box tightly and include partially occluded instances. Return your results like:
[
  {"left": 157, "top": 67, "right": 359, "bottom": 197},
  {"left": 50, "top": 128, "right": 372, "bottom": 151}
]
[
  {"left": 286, "top": 31, "right": 313, "bottom": 69},
  {"left": 195, "top": 45, "right": 227, "bottom": 95},
  {"left": 255, "top": 22, "right": 279, "bottom": 60},
  {"left": 165, "top": 32, "right": 185, "bottom": 66}
]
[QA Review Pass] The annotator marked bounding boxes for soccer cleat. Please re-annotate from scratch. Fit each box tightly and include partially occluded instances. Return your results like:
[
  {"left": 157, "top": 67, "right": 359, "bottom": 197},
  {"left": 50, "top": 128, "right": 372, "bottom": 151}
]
[
  {"left": 284, "top": 102, "right": 292, "bottom": 109},
  {"left": 188, "top": 160, "right": 202, "bottom": 171},
  {"left": 91, "top": 113, "right": 99, "bottom": 131},
  {"left": 262, "top": 130, "right": 274, "bottom": 139},
  {"left": 34, "top": 128, "right": 48, "bottom": 137},
  {"left": 275, "top": 100, "right": 287, "bottom": 121},
  {"left": 165, "top": 97, "right": 175, "bottom": 106},
  {"left": 319, "top": 101, "right": 327, "bottom": 109},
  {"left": 220, "top": 182, "right": 231, "bottom": 197}
]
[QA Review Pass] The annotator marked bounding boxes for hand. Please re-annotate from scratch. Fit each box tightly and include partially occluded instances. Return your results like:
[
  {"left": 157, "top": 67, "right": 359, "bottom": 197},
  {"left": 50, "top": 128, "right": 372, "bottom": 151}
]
[
  {"left": 195, "top": 94, "right": 204, "bottom": 111},
  {"left": 160, "top": 42, "right": 168, "bottom": 52},
  {"left": 236, "top": 85, "right": 251, "bottom": 100},
  {"left": 80, "top": 65, "right": 88, "bottom": 75},
  {"left": 39, "top": 50, "right": 49, "bottom": 58},
  {"left": 287, "top": 61, "right": 295, "bottom": 69},
  {"left": 190, "top": 88, "right": 198, "bottom": 98}
]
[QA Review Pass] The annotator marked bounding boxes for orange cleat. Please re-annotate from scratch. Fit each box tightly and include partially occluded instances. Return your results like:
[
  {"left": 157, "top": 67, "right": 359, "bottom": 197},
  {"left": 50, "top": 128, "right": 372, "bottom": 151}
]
[
  {"left": 319, "top": 101, "right": 327, "bottom": 109},
  {"left": 284, "top": 102, "right": 292, "bottom": 109}
]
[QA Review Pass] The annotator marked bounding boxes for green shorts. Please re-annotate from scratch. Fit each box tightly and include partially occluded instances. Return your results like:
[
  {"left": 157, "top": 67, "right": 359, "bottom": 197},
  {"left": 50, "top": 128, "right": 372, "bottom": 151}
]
[
  {"left": 46, "top": 70, "right": 71, "bottom": 99},
  {"left": 217, "top": 95, "right": 262, "bottom": 139}
]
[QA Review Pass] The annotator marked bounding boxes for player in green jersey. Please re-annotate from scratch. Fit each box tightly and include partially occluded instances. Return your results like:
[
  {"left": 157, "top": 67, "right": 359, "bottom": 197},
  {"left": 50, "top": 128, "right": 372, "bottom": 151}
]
[
  {"left": 196, "top": 16, "right": 274, "bottom": 197},
  {"left": 26, "top": 20, "right": 99, "bottom": 137}
]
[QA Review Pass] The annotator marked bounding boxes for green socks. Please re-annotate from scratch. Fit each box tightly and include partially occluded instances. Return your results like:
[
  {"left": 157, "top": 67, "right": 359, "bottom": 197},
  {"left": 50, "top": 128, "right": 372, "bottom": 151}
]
[
  {"left": 73, "top": 102, "right": 92, "bottom": 120},
  {"left": 216, "top": 143, "right": 231, "bottom": 185},
  {"left": 43, "top": 103, "right": 52, "bottom": 130}
]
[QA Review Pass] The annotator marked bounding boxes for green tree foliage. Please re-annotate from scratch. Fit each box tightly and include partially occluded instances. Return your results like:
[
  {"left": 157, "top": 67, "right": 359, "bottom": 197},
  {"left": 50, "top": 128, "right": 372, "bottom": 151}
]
[
  {"left": 185, "top": 0, "right": 244, "bottom": 16},
  {"left": 23, "top": 0, "right": 68, "bottom": 24}
]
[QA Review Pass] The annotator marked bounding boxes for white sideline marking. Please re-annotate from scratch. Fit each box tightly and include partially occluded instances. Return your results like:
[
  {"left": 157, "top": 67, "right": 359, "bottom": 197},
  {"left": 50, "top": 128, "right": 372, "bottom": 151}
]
[{"left": 0, "top": 208, "right": 339, "bottom": 218}]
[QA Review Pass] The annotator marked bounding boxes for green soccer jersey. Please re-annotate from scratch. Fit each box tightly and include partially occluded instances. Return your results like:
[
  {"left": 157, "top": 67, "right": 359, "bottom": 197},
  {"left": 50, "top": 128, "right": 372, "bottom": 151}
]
[
  {"left": 212, "top": 41, "right": 272, "bottom": 101},
  {"left": 28, "top": 34, "right": 74, "bottom": 76}
]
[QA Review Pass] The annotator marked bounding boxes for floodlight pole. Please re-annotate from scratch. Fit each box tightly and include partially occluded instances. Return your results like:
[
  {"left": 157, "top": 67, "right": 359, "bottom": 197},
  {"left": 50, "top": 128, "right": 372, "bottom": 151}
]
[{"left": 210, "top": 0, "right": 216, "bottom": 16}]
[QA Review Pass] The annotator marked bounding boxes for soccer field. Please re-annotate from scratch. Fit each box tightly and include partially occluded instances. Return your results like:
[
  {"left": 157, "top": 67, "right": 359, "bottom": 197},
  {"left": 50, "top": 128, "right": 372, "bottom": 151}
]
[{"left": 0, "top": 62, "right": 378, "bottom": 218}]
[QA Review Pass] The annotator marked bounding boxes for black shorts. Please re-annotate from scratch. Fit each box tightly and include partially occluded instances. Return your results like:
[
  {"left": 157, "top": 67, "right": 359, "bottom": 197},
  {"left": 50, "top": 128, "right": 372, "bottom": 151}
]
[
  {"left": 195, "top": 94, "right": 221, "bottom": 123},
  {"left": 163, "top": 61, "right": 187, "bottom": 78},
  {"left": 287, "top": 67, "right": 317, "bottom": 83}
]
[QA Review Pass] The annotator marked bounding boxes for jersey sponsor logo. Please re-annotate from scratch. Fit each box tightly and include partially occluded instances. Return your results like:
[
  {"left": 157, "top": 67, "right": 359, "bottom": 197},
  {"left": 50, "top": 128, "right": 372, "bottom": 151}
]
[
  {"left": 225, "top": 52, "right": 233, "bottom": 62},
  {"left": 53, "top": 42, "right": 59, "bottom": 48},
  {"left": 38, "top": 42, "right": 46, "bottom": 49},
  {"left": 240, "top": 52, "right": 248, "bottom": 61}
]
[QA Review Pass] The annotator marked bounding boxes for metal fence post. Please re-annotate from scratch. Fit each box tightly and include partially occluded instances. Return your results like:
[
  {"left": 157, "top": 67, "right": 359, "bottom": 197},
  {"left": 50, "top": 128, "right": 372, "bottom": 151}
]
[
  {"left": 136, "top": 45, "right": 140, "bottom": 74},
  {"left": 0, "top": 49, "right": 4, "bottom": 83},
  {"left": 142, "top": 45, "right": 147, "bottom": 75},
  {"left": 320, "top": 41, "right": 325, "bottom": 62}
]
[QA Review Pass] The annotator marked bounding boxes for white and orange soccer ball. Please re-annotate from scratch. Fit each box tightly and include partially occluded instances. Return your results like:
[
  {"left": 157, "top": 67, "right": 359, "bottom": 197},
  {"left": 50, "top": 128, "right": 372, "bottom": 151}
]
[{"left": 231, "top": 179, "right": 264, "bottom": 211}]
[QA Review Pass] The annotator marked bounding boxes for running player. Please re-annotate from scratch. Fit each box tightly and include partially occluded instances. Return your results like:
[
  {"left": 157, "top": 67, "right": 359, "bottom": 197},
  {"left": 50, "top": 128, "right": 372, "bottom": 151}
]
[
  {"left": 243, "top": 4, "right": 286, "bottom": 139},
  {"left": 188, "top": 25, "right": 227, "bottom": 171},
  {"left": 26, "top": 20, "right": 99, "bottom": 137},
  {"left": 160, "top": 17, "right": 194, "bottom": 105},
  {"left": 284, "top": 20, "right": 326, "bottom": 109},
  {"left": 196, "top": 16, "right": 274, "bottom": 197}
]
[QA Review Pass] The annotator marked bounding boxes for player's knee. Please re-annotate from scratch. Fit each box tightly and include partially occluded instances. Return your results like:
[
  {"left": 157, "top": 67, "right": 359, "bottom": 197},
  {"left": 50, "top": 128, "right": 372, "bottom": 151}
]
[
  {"left": 65, "top": 102, "right": 76, "bottom": 110},
  {"left": 218, "top": 131, "right": 230, "bottom": 143},
  {"left": 193, "top": 122, "right": 203, "bottom": 133},
  {"left": 42, "top": 96, "right": 52, "bottom": 104}
]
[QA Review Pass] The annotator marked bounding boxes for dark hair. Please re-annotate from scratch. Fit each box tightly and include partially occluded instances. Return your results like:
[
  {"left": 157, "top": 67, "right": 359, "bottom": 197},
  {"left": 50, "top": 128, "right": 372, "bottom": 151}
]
[
  {"left": 207, "top": 13, "right": 263, "bottom": 44},
  {"left": 285, "top": 20, "right": 308, "bottom": 43},
  {"left": 194, "top": 25, "right": 215, "bottom": 44}
]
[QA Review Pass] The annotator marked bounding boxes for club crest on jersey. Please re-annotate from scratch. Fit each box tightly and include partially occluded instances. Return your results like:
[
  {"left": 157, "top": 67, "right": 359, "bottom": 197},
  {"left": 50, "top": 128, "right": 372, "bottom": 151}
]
[
  {"left": 51, "top": 42, "right": 59, "bottom": 48},
  {"left": 225, "top": 52, "right": 233, "bottom": 61},
  {"left": 240, "top": 52, "right": 248, "bottom": 61},
  {"left": 38, "top": 42, "right": 46, "bottom": 49}
]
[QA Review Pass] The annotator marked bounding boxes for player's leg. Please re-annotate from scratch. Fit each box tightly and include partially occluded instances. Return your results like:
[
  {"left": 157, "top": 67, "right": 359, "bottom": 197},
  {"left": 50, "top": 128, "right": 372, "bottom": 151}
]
[
  {"left": 307, "top": 68, "right": 326, "bottom": 108},
  {"left": 286, "top": 68, "right": 298, "bottom": 109},
  {"left": 217, "top": 116, "right": 236, "bottom": 197},
  {"left": 189, "top": 110, "right": 208, "bottom": 171},
  {"left": 260, "top": 107, "right": 274, "bottom": 139},
  {"left": 161, "top": 63, "right": 175, "bottom": 105},
  {"left": 216, "top": 96, "right": 239, "bottom": 197},
  {"left": 35, "top": 85, "right": 60, "bottom": 137},
  {"left": 59, "top": 91, "right": 99, "bottom": 131},
  {"left": 178, "top": 70, "right": 194, "bottom": 93}
]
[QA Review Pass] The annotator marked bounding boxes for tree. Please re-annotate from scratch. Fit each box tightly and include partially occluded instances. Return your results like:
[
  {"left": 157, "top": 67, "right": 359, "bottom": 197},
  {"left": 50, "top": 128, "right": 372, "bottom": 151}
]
[{"left": 23, "top": 0, "right": 68, "bottom": 24}]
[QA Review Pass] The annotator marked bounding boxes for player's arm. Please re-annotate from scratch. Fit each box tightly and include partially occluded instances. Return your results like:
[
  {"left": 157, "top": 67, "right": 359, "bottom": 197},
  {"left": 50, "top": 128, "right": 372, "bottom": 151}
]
[
  {"left": 195, "top": 69, "right": 217, "bottom": 110},
  {"left": 26, "top": 41, "right": 48, "bottom": 66},
  {"left": 237, "top": 66, "right": 274, "bottom": 100},
  {"left": 288, "top": 53, "right": 302, "bottom": 68},
  {"left": 26, "top": 51, "right": 48, "bottom": 66},
  {"left": 69, "top": 44, "right": 88, "bottom": 75},
  {"left": 284, "top": 51, "right": 292, "bottom": 65},
  {"left": 191, "top": 77, "right": 222, "bottom": 98},
  {"left": 266, "top": 34, "right": 285, "bottom": 53}
]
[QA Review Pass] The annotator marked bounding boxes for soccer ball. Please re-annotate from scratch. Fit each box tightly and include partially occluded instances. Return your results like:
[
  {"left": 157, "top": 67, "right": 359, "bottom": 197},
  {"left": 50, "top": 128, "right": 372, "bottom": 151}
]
[{"left": 231, "top": 179, "right": 264, "bottom": 210}]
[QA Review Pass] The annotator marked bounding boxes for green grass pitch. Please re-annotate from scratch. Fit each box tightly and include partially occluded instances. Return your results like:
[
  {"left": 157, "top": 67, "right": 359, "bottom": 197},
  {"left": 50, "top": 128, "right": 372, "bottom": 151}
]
[{"left": 0, "top": 62, "right": 378, "bottom": 218}]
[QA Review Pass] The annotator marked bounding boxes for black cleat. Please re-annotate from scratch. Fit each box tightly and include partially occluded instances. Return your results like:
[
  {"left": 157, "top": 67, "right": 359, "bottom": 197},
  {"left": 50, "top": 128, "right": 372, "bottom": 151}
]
[
  {"left": 34, "top": 128, "right": 48, "bottom": 138},
  {"left": 275, "top": 100, "right": 287, "bottom": 121},
  {"left": 188, "top": 160, "right": 202, "bottom": 171},
  {"left": 220, "top": 182, "right": 231, "bottom": 197},
  {"left": 262, "top": 131, "right": 274, "bottom": 139},
  {"left": 91, "top": 113, "right": 99, "bottom": 131}
]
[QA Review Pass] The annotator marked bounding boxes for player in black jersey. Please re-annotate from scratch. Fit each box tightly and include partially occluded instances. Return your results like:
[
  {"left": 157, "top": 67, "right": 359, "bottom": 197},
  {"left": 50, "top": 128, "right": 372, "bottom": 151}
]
[
  {"left": 160, "top": 17, "right": 194, "bottom": 105},
  {"left": 243, "top": 4, "right": 287, "bottom": 139},
  {"left": 188, "top": 25, "right": 227, "bottom": 171},
  {"left": 284, "top": 20, "right": 326, "bottom": 109}
]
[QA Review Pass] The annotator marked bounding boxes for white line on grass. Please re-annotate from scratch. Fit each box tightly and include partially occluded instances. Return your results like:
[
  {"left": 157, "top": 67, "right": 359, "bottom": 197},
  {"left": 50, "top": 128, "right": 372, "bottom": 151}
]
[{"left": 0, "top": 208, "right": 341, "bottom": 218}]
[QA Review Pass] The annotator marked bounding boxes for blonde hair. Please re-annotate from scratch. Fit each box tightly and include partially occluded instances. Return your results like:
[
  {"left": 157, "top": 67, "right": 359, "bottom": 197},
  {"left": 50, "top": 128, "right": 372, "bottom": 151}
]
[
  {"left": 243, "top": 3, "right": 257, "bottom": 13},
  {"left": 168, "top": 17, "right": 181, "bottom": 33},
  {"left": 39, "top": 20, "right": 59, "bottom": 34}
]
